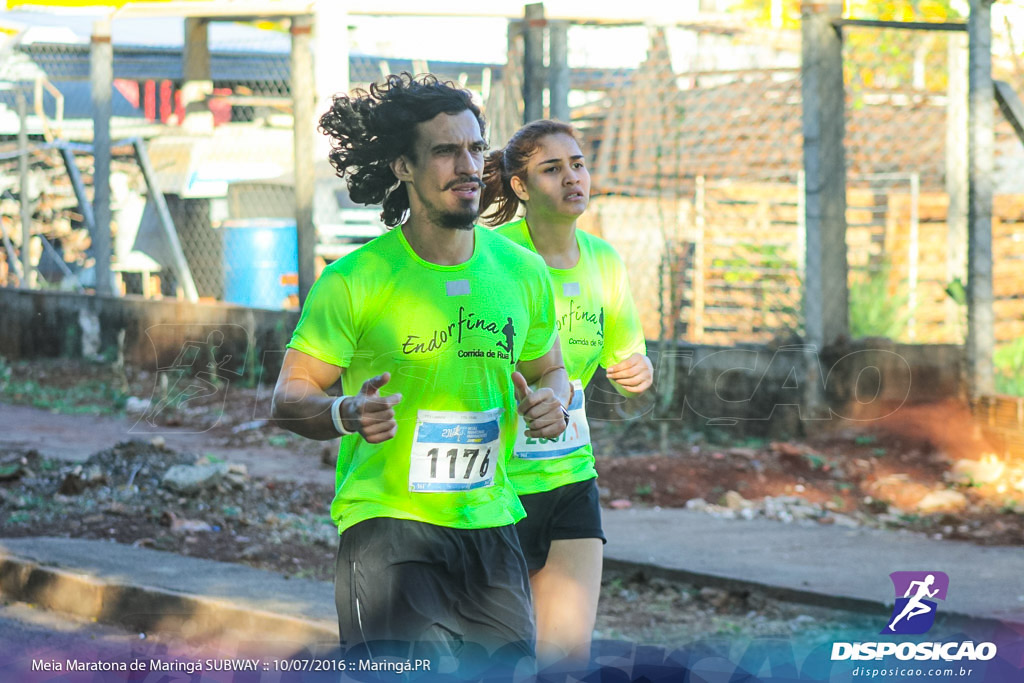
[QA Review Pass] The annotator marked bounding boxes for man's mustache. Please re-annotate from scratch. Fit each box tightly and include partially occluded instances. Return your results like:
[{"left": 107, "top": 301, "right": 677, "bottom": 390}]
[{"left": 443, "top": 177, "right": 485, "bottom": 190}]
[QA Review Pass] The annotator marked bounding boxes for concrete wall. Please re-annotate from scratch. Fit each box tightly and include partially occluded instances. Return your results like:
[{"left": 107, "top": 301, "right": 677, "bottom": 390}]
[
  {"left": 0, "top": 289, "right": 298, "bottom": 382},
  {"left": 586, "top": 339, "right": 963, "bottom": 438},
  {"left": 0, "top": 289, "right": 963, "bottom": 439}
]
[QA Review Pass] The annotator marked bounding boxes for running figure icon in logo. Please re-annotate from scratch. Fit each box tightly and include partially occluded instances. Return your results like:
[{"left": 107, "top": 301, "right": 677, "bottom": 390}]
[{"left": 883, "top": 571, "right": 950, "bottom": 635}]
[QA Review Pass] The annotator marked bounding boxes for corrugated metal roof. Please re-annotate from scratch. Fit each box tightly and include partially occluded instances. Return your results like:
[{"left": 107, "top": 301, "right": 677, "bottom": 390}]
[{"left": 2, "top": 10, "right": 292, "bottom": 51}]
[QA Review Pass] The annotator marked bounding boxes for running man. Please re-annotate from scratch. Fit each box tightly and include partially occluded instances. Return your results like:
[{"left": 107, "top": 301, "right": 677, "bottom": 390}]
[
  {"left": 888, "top": 574, "right": 939, "bottom": 631},
  {"left": 482, "top": 119, "right": 653, "bottom": 665},
  {"left": 271, "top": 75, "right": 571, "bottom": 668}
]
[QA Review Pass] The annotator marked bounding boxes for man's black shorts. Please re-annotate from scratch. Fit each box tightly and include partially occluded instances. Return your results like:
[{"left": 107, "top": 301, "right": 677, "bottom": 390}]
[
  {"left": 515, "top": 477, "right": 606, "bottom": 571},
  {"left": 334, "top": 517, "right": 535, "bottom": 668}
]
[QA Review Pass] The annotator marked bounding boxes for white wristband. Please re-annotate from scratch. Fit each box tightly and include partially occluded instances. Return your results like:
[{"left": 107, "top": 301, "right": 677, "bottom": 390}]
[{"left": 330, "top": 396, "right": 355, "bottom": 436}]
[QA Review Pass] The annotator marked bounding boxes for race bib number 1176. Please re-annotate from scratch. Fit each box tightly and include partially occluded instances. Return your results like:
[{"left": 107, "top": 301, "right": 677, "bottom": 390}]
[{"left": 409, "top": 408, "right": 503, "bottom": 492}]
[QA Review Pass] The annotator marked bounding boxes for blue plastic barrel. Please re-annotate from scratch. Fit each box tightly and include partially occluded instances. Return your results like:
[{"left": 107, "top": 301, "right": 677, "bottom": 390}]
[{"left": 221, "top": 218, "right": 299, "bottom": 309}]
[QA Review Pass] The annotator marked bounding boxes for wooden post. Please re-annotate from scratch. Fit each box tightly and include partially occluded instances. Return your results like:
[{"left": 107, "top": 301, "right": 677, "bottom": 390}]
[
  {"left": 800, "top": 1, "right": 848, "bottom": 349},
  {"left": 17, "top": 89, "right": 32, "bottom": 288},
  {"left": 967, "top": 0, "right": 995, "bottom": 397},
  {"left": 292, "top": 14, "right": 317, "bottom": 307},
  {"left": 692, "top": 176, "right": 706, "bottom": 342},
  {"left": 182, "top": 17, "right": 213, "bottom": 133},
  {"left": 946, "top": 31, "right": 968, "bottom": 336},
  {"left": 90, "top": 18, "right": 113, "bottom": 296},
  {"left": 908, "top": 172, "right": 920, "bottom": 341},
  {"left": 313, "top": 0, "right": 349, "bottom": 141},
  {"left": 523, "top": 3, "right": 545, "bottom": 123},
  {"left": 548, "top": 19, "right": 569, "bottom": 122}
]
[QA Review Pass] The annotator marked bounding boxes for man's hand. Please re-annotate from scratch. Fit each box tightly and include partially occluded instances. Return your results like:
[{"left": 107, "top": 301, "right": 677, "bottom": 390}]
[
  {"left": 512, "top": 371, "right": 568, "bottom": 439},
  {"left": 340, "top": 372, "right": 402, "bottom": 443},
  {"left": 606, "top": 353, "right": 653, "bottom": 394}
]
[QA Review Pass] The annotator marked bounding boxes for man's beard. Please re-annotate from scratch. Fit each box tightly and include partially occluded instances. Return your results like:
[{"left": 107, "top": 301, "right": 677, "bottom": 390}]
[
  {"left": 431, "top": 205, "right": 477, "bottom": 230},
  {"left": 414, "top": 181, "right": 480, "bottom": 231}
]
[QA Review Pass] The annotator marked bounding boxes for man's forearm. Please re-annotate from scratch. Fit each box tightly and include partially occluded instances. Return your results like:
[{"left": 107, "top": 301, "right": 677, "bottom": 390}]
[
  {"left": 271, "top": 384, "right": 339, "bottom": 441},
  {"left": 537, "top": 367, "right": 572, "bottom": 408}
]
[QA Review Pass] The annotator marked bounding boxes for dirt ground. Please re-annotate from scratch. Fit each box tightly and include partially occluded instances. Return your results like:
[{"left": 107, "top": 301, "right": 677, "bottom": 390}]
[{"left": 2, "top": 357, "right": 1023, "bottom": 644}]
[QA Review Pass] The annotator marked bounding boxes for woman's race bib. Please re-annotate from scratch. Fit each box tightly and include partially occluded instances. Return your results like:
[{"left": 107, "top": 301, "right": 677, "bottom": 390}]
[
  {"left": 513, "top": 380, "right": 590, "bottom": 460},
  {"left": 408, "top": 408, "right": 503, "bottom": 492}
]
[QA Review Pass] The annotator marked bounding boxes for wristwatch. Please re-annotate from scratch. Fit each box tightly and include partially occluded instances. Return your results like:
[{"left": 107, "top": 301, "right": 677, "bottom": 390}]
[{"left": 330, "top": 396, "right": 355, "bottom": 436}]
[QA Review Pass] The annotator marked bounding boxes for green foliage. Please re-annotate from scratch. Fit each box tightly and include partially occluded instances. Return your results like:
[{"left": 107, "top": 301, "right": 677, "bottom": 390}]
[
  {"left": 803, "top": 453, "right": 826, "bottom": 470},
  {"left": 0, "top": 355, "right": 10, "bottom": 385},
  {"left": 268, "top": 434, "right": 291, "bottom": 447},
  {"left": 848, "top": 261, "right": 910, "bottom": 340},
  {"left": 994, "top": 338, "right": 1024, "bottom": 397},
  {"left": 945, "top": 277, "right": 967, "bottom": 306}
]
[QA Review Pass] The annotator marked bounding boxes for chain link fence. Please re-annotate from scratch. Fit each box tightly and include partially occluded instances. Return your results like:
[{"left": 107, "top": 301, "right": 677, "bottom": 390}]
[
  {"left": 840, "top": 22, "right": 1024, "bottom": 399},
  {"left": 560, "top": 26, "right": 806, "bottom": 348},
  {"left": 2, "top": 11, "right": 1022, "bottom": 372}
]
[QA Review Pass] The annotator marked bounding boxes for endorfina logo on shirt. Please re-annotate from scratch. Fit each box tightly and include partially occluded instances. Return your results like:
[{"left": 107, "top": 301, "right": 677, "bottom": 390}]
[
  {"left": 830, "top": 571, "right": 997, "bottom": 663},
  {"left": 401, "top": 305, "right": 516, "bottom": 364},
  {"left": 558, "top": 299, "right": 604, "bottom": 347}
]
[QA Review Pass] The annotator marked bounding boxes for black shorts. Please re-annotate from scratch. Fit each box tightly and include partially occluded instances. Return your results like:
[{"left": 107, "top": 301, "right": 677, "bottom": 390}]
[
  {"left": 515, "top": 477, "right": 606, "bottom": 571},
  {"left": 334, "top": 517, "right": 535, "bottom": 669}
]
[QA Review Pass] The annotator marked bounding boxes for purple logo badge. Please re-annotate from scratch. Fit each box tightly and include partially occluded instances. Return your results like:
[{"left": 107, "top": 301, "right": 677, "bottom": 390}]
[{"left": 882, "top": 571, "right": 950, "bottom": 635}]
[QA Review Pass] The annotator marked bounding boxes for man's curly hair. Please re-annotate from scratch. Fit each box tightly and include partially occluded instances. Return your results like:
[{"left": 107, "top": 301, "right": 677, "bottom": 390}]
[{"left": 319, "top": 73, "right": 486, "bottom": 228}]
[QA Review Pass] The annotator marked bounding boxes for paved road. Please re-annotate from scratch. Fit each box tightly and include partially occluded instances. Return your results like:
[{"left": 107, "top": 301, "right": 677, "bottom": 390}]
[
  {"left": 0, "top": 403, "right": 332, "bottom": 484},
  {"left": 0, "top": 601, "right": 168, "bottom": 680}
]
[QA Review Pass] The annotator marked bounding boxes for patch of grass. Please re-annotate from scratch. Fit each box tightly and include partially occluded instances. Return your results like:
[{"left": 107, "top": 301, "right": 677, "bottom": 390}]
[
  {"left": 849, "top": 260, "right": 909, "bottom": 340},
  {"left": 713, "top": 621, "right": 744, "bottom": 635},
  {"left": 0, "top": 362, "right": 128, "bottom": 415},
  {"left": 603, "top": 576, "right": 625, "bottom": 593},
  {"left": 634, "top": 483, "right": 653, "bottom": 497}
]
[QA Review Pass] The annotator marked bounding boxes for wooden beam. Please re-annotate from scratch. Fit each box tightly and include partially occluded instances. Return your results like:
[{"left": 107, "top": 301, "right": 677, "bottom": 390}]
[
  {"left": 994, "top": 79, "right": 1024, "bottom": 145},
  {"left": 833, "top": 19, "right": 967, "bottom": 32}
]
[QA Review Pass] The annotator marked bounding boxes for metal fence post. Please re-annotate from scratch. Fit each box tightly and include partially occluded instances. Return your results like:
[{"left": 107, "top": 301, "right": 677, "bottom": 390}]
[
  {"left": 90, "top": 17, "right": 113, "bottom": 296},
  {"left": 292, "top": 13, "right": 317, "bottom": 306},
  {"left": 967, "top": 0, "right": 995, "bottom": 397}
]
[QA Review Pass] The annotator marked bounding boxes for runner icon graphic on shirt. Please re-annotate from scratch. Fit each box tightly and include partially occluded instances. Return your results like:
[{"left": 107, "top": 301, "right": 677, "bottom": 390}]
[{"left": 496, "top": 317, "right": 516, "bottom": 363}]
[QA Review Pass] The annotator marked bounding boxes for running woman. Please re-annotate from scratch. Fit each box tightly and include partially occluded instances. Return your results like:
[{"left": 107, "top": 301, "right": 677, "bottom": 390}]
[
  {"left": 481, "top": 119, "right": 653, "bottom": 664},
  {"left": 271, "top": 76, "right": 572, "bottom": 669}
]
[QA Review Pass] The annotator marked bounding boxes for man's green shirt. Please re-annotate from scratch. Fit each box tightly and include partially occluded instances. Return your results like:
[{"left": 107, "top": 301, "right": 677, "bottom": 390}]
[{"left": 288, "top": 225, "right": 558, "bottom": 533}]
